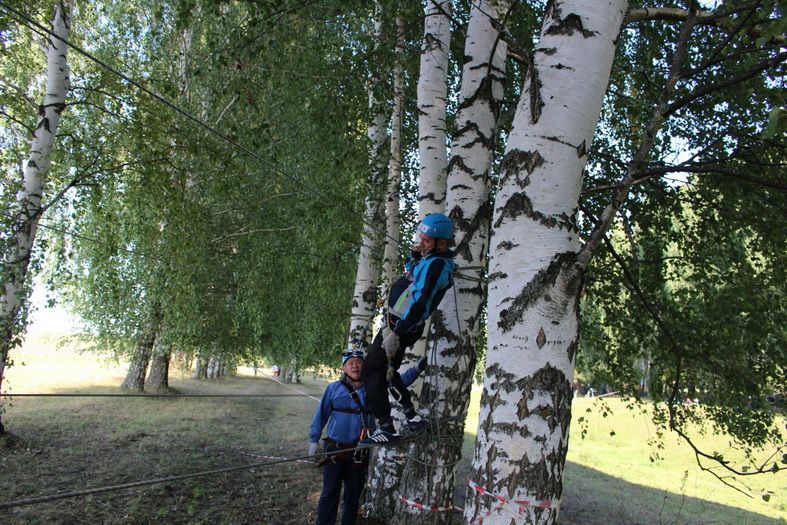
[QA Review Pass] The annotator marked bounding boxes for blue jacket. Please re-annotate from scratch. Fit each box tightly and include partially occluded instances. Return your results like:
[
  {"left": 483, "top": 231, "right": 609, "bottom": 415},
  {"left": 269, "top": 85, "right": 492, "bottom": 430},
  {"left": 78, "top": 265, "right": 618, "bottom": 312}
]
[
  {"left": 389, "top": 250, "right": 456, "bottom": 336},
  {"left": 309, "top": 366, "right": 421, "bottom": 444}
]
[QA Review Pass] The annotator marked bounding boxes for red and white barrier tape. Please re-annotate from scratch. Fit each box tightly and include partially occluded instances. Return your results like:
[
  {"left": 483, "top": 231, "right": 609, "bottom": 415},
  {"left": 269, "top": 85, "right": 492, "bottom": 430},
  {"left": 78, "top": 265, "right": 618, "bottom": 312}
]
[
  {"left": 467, "top": 479, "right": 558, "bottom": 523},
  {"left": 241, "top": 451, "right": 312, "bottom": 465},
  {"left": 397, "top": 493, "right": 461, "bottom": 513}
]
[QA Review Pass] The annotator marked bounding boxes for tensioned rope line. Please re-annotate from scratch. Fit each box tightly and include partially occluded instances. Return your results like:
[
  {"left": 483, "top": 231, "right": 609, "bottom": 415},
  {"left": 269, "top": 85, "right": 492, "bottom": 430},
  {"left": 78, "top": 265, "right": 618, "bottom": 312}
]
[
  {"left": 0, "top": 393, "right": 318, "bottom": 398},
  {"left": 0, "top": 432, "right": 426, "bottom": 510},
  {"left": 0, "top": 0, "right": 402, "bottom": 249}
]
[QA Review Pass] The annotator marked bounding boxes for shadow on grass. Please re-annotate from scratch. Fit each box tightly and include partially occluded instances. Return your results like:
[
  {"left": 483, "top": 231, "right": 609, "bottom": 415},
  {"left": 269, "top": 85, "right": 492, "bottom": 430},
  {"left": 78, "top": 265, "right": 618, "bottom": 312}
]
[{"left": 454, "top": 431, "right": 782, "bottom": 525}]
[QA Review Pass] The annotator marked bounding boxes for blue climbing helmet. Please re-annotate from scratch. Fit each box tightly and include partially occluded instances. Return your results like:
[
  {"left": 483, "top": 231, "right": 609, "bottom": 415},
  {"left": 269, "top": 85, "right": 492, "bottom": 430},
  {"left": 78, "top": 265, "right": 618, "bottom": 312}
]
[
  {"left": 341, "top": 350, "right": 365, "bottom": 365},
  {"left": 417, "top": 213, "right": 453, "bottom": 240}
]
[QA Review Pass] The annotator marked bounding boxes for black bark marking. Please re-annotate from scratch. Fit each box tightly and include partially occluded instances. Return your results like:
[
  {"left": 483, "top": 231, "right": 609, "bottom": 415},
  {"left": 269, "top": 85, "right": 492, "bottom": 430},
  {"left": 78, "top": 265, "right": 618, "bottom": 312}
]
[
  {"left": 536, "top": 327, "right": 547, "bottom": 348},
  {"left": 430, "top": 309, "right": 459, "bottom": 345},
  {"left": 494, "top": 192, "right": 532, "bottom": 229},
  {"left": 454, "top": 121, "right": 495, "bottom": 151},
  {"left": 361, "top": 287, "right": 377, "bottom": 305},
  {"left": 488, "top": 271, "right": 508, "bottom": 282},
  {"left": 576, "top": 139, "right": 587, "bottom": 158},
  {"left": 537, "top": 47, "right": 557, "bottom": 55},
  {"left": 515, "top": 363, "right": 573, "bottom": 436},
  {"left": 450, "top": 199, "right": 491, "bottom": 263},
  {"left": 417, "top": 192, "right": 446, "bottom": 205},
  {"left": 496, "top": 240, "right": 519, "bottom": 251},
  {"left": 545, "top": 10, "right": 596, "bottom": 38},
  {"left": 447, "top": 155, "right": 475, "bottom": 178},
  {"left": 527, "top": 64, "right": 544, "bottom": 124},
  {"left": 517, "top": 396, "right": 529, "bottom": 419},
  {"left": 494, "top": 192, "right": 577, "bottom": 232},
  {"left": 498, "top": 252, "right": 576, "bottom": 332},
  {"left": 486, "top": 362, "right": 517, "bottom": 393},
  {"left": 500, "top": 149, "right": 543, "bottom": 190},
  {"left": 457, "top": 75, "right": 498, "bottom": 115},
  {"left": 495, "top": 422, "right": 532, "bottom": 439}
]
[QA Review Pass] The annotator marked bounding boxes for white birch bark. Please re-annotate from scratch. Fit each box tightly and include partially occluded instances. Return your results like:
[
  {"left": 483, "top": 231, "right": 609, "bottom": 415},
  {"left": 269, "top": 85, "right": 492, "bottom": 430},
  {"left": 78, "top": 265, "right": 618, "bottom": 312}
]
[
  {"left": 396, "top": 2, "right": 510, "bottom": 522},
  {"left": 464, "top": 2, "right": 626, "bottom": 524},
  {"left": 380, "top": 16, "right": 405, "bottom": 292},
  {"left": 347, "top": 2, "right": 387, "bottom": 350},
  {"left": 0, "top": 1, "right": 71, "bottom": 428},
  {"left": 363, "top": 16, "right": 408, "bottom": 521},
  {"left": 417, "top": 0, "right": 451, "bottom": 215},
  {"left": 398, "top": 0, "right": 455, "bottom": 431}
]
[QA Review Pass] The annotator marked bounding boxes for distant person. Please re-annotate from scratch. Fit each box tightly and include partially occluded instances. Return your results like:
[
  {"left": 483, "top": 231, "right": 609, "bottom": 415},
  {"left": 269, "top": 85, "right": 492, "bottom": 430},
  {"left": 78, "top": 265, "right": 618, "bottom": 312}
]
[
  {"left": 309, "top": 350, "right": 425, "bottom": 525},
  {"left": 360, "top": 213, "right": 455, "bottom": 445},
  {"left": 272, "top": 364, "right": 280, "bottom": 379}
]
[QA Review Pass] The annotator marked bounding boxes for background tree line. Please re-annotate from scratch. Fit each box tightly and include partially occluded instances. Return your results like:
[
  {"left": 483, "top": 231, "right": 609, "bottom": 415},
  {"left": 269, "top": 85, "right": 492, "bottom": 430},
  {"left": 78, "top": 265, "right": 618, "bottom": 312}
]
[{"left": 0, "top": 0, "right": 783, "bottom": 523}]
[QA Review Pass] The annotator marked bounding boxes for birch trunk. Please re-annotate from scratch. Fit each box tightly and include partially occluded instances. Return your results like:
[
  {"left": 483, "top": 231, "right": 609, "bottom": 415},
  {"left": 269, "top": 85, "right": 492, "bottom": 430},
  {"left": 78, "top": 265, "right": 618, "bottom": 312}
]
[
  {"left": 145, "top": 342, "right": 171, "bottom": 393},
  {"left": 0, "top": 1, "right": 71, "bottom": 432},
  {"left": 464, "top": 2, "right": 626, "bottom": 524},
  {"left": 193, "top": 353, "right": 208, "bottom": 379},
  {"left": 396, "top": 2, "right": 509, "bottom": 522},
  {"left": 347, "top": 1, "right": 388, "bottom": 350},
  {"left": 362, "top": 16, "right": 409, "bottom": 521},
  {"left": 122, "top": 329, "right": 157, "bottom": 391},
  {"left": 416, "top": 0, "right": 451, "bottom": 215},
  {"left": 380, "top": 16, "right": 405, "bottom": 292}
]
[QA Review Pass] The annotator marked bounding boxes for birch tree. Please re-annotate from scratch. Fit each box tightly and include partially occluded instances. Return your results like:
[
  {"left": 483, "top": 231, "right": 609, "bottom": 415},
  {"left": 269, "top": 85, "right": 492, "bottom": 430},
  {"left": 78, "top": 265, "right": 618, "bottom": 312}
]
[
  {"left": 346, "top": 1, "right": 388, "bottom": 351},
  {"left": 464, "top": 2, "right": 626, "bottom": 523},
  {"left": 380, "top": 15, "right": 406, "bottom": 293},
  {"left": 395, "top": 1, "right": 510, "bottom": 521},
  {"left": 0, "top": 0, "right": 71, "bottom": 432},
  {"left": 416, "top": 0, "right": 452, "bottom": 215}
]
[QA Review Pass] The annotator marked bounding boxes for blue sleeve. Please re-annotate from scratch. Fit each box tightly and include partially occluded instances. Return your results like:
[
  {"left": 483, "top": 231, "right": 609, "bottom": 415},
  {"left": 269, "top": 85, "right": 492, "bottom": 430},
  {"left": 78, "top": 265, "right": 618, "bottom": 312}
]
[
  {"left": 394, "top": 258, "right": 447, "bottom": 336},
  {"left": 400, "top": 366, "right": 422, "bottom": 387},
  {"left": 309, "top": 384, "right": 334, "bottom": 443}
]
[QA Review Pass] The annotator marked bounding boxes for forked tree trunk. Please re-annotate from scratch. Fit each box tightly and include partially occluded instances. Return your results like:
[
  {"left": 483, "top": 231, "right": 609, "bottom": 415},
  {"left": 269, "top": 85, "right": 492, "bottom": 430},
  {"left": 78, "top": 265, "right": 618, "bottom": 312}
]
[
  {"left": 463, "top": 2, "right": 626, "bottom": 524},
  {"left": 0, "top": 0, "right": 71, "bottom": 433},
  {"left": 365, "top": 4, "right": 452, "bottom": 518},
  {"left": 122, "top": 329, "right": 157, "bottom": 391},
  {"left": 347, "top": 0, "right": 388, "bottom": 351},
  {"left": 396, "top": 2, "right": 510, "bottom": 522}
]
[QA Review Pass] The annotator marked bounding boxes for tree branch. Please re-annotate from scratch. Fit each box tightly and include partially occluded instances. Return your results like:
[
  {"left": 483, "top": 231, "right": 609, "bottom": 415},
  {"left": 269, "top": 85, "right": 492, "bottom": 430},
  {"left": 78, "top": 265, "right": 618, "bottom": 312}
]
[
  {"left": 578, "top": 7, "right": 698, "bottom": 270},
  {"left": 665, "top": 51, "right": 787, "bottom": 120}
]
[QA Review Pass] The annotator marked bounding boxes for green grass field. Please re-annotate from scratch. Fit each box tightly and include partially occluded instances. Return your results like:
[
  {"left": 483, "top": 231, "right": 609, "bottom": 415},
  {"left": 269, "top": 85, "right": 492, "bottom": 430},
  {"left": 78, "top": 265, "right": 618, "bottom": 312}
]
[{"left": 1, "top": 333, "right": 784, "bottom": 524}]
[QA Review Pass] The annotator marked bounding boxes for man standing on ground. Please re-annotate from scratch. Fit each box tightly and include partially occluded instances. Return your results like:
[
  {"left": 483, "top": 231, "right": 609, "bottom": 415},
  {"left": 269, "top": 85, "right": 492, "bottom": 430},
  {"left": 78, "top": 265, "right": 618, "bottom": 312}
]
[
  {"left": 309, "top": 350, "right": 426, "bottom": 525},
  {"left": 360, "top": 213, "right": 455, "bottom": 444}
]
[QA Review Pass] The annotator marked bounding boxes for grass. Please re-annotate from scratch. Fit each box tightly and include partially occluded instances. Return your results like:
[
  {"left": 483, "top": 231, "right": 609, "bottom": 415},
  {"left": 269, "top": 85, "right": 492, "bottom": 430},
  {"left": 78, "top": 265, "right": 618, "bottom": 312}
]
[{"left": 1, "top": 333, "right": 785, "bottom": 524}]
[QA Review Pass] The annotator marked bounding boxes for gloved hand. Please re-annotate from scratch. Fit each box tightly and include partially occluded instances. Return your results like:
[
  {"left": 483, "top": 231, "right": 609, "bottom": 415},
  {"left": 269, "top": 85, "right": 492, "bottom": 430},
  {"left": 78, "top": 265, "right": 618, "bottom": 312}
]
[
  {"left": 386, "top": 362, "right": 395, "bottom": 382},
  {"left": 382, "top": 332, "right": 400, "bottom": 361},
  {"left": 308, "top": 442, "right": 319, "bottom": 462},
  {"left": 417, "top": 356, "right": 427, "bottom": 372}
]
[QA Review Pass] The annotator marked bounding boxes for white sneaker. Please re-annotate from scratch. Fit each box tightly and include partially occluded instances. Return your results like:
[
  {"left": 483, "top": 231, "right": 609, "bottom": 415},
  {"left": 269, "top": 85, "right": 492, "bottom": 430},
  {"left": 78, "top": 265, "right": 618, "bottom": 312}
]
[{"left": 360, "top": 428, "right": 400, "bottom": 444}]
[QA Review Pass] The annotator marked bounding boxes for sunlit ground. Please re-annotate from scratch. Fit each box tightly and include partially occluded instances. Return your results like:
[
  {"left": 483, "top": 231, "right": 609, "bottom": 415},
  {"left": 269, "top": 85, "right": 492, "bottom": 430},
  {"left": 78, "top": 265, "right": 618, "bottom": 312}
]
[
  {"left": 4, "top": 329, "right": 785, "bottom": 524},
  {"left": 461, "top": 384, "right": 786, "bottom": 523}
]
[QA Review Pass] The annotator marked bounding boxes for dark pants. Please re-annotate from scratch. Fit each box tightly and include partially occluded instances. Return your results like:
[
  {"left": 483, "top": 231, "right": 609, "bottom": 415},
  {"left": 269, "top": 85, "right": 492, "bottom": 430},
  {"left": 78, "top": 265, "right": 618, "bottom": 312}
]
[
  {"left": 315, "top": 443, "right": 368, "bottom": 525},
  {"left": 361, "top": 329, "right": 422, "bottom": 428}
]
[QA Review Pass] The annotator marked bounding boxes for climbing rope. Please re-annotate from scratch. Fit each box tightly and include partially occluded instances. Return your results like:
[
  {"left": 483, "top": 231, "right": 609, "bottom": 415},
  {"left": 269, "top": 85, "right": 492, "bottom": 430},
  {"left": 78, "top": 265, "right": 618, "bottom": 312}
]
[
  {"left": 0, "top": 393, "right": 317, "bottom": 399},
  {"left": 0, "top": 433, "right": 424, "bottom": 510}
]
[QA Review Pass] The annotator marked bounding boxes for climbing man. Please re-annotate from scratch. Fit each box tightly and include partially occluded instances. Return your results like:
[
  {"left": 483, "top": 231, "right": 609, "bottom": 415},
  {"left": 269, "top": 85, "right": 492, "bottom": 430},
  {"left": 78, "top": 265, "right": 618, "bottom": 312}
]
[
  {"left": 309, "top": 350, "right": 427, "bottom": 525},
  {"left": 360, "top": 213, "right": 456, "bottom": 444}
]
